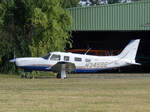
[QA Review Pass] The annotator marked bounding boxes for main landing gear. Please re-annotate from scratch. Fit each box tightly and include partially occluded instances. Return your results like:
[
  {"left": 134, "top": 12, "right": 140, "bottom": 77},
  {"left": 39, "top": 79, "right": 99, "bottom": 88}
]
[
  {"left": 56, "top": 72, "right": 67, "bottom": 79},
  {"left": 56, "top": 64, "right": 67, "bottom": 79}
]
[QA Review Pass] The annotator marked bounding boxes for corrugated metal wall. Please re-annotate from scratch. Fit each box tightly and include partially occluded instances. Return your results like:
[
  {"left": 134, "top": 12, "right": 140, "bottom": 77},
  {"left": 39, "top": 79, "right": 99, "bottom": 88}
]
[{"left": 68, "top": 0, "right": 150, "bottom": 31}]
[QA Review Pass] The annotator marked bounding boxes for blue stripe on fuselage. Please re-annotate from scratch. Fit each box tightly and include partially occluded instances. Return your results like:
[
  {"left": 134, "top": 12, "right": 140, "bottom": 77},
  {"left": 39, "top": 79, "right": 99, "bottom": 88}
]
[
  {"left": 20, "top": 66, "right": 51, "bottom": 71},
  {"left": 20, "top": 66, "right": 102, "bottom": 73},
  {"left": 75, "top": 69, "right": 101, "bottom": 73}
]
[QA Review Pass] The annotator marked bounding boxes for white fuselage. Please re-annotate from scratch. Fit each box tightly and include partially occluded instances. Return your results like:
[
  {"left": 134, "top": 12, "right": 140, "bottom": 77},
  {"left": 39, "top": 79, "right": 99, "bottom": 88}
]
[
  {"left": 15, "top": 52, "right": 129, "bottom": 72},
  {"left": 10, "top": 39, "right": 140, "bottom": 78}
]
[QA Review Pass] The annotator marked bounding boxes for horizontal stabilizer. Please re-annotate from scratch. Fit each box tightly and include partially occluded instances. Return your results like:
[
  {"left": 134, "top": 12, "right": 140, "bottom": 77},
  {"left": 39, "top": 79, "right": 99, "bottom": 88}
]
[{"left": 125, "top": 60, "right": 141, "bottom": 65}]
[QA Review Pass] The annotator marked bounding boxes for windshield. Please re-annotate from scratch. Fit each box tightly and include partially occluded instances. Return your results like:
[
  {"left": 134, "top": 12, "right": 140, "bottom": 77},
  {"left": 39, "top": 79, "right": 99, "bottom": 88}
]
[
  {"left": 42, "top": 53, "right": 51, "bottom": 60},
  {"left": 50, "top": 54, "right": 60, "bottom": 61}
]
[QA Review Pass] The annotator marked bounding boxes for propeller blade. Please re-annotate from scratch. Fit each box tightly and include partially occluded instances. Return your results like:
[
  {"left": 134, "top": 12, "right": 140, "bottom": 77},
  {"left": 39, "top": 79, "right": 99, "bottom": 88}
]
[{"left": 14, "top": 50, "right": 16, "bottom": 59}]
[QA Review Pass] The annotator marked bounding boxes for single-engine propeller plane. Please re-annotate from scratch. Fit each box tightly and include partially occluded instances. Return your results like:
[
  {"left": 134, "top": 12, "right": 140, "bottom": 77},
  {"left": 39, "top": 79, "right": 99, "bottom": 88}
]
[{"left": 10, "top": 39, "right": 141, "bottom": 79}]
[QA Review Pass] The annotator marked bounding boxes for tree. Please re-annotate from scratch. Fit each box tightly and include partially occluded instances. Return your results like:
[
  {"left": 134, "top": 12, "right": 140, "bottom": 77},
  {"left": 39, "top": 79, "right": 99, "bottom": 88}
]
[
  {"left": 0, "top": 0, "right": 72, "bottom": 73},
  {"left": 108, "top": 0, "right": 119, "bottom": 4},
  {"left": 62, "top": 0, "right": 80, "bottom": 8},
  {"left": 29, "top": 0, "right": 72, "bottom": 56},
  {"left": 0, "top": 0, "right": 16, "bottom": 73},
  {"left": 90, "top": 0, "right": 99, "bottom": 5}
]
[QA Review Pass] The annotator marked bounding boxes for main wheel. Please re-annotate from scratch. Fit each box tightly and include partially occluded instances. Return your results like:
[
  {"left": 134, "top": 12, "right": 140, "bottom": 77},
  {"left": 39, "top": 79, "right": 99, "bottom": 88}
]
[{"left": 56, "top": 73, "right": 61, "bottom": 79}]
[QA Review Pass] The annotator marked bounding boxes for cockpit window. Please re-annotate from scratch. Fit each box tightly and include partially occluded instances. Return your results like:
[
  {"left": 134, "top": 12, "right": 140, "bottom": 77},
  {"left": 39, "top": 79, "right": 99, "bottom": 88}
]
[
  {"left": 74, "top": 57, "right": 82, "bottom": 62},
  {"left": 64, "top": 56, "right": 69, "bottom": 61},
  {"left": 85, "top": 59, "right": 91, "bottom": 62},
  {"left": 50, "top": 54, "right": 60, "bottom": 61},
  {"left": 42, "top": 53, "right": 51, "bottom": 60}
]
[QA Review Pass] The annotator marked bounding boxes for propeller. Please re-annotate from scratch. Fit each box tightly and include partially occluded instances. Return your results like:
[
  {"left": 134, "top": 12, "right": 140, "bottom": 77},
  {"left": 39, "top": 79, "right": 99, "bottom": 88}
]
[
  {"left": 9, "top": 58, "right": 16, "bottom": 63},
  {"left": 9, "top": 50, "right": 16, "bottom": 63}
]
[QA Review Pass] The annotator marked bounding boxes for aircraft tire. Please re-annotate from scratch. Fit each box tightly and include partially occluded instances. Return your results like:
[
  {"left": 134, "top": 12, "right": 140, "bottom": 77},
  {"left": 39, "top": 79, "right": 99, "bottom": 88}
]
[
  {"left": 56, "top": 73, "right": 61, "bottom": 79},
  {"left": 21, "top": 74, "right": 27, "bottom": 79}
]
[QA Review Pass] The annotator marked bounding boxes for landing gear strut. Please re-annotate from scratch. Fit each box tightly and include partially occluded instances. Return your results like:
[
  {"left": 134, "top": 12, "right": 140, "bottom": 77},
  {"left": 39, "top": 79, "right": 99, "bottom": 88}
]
[
  {"left": 56, "top": 64, "right": 67, "bottom": 79},
  {"left": 56, "top": 72, "right": 67, "bottom": 79}
]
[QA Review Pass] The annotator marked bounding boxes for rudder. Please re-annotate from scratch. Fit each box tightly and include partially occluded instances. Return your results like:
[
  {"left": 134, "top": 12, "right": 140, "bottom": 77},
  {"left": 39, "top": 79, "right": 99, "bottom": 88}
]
[{"left": 118, "top": 39, "right": 140, "bottom": 60}]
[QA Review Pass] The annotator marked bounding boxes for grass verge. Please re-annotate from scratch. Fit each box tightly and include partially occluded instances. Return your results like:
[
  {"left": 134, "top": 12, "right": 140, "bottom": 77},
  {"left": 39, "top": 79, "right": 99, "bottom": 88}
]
[{"left": 0, "top": 73, "right": 150, "bottom": 112}]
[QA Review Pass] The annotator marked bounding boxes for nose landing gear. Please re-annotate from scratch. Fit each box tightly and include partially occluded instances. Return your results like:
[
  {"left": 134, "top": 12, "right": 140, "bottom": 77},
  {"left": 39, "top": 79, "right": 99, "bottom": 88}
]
[{"left": 21, "top": 72, "right": 27, "bottom": 78}]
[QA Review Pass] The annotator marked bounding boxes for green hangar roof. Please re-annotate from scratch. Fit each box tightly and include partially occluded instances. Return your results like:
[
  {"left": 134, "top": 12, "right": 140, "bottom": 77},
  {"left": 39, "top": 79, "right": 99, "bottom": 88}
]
[{"left": 68, "top": 0, "right": 150, "bottom": 31}]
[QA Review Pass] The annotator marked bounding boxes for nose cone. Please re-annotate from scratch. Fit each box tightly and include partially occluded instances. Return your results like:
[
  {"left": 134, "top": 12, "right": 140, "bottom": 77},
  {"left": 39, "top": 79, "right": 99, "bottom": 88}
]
[
  {"left": 9, "top": 58, "right": 16, "bottom": 63},
  {"left": 15, "top": 58, "right": 33, "bottom": 67},
  {"left": 9, "top": 58, "right": 22, "bottom": 66},
  {"left": 15, "top": 57, "right": 44, "bottom": 67},
  {"left": 15, "top": 58, "right": 23, "bottom": 66}
]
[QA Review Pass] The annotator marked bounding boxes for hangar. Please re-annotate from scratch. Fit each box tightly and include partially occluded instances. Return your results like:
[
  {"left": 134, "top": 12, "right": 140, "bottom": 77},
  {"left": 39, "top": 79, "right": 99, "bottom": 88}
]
[{"left": 68, "top": 0, "right": 150, "bottom": 72}]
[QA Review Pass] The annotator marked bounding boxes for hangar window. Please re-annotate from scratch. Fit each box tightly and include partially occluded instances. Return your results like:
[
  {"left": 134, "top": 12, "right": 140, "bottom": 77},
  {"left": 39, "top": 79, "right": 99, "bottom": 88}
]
[
  {"left": 50, "top": 54, "right": 60, "bottom": 61},
  {"left": 74, "top": 57, "right": 82, "bottom": 62},
  {"left": 64, "top": 56, "right": 69, "bottom": 61}
]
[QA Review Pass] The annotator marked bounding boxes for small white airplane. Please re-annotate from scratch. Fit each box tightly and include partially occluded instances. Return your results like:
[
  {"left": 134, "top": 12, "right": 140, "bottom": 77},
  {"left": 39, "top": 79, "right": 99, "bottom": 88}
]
[{"left": 10, "top": 39, "right": 141, "bottom": 79}]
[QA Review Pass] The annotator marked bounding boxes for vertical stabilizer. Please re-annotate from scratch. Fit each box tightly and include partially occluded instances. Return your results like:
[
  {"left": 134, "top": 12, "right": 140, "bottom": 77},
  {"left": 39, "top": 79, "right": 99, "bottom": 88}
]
[{"left": 118, "top": 39, "right": 140, "bottom": 61}]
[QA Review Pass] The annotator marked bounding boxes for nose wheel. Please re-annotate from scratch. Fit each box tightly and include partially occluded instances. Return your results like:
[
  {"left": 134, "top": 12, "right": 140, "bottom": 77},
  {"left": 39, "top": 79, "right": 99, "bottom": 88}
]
[{"left": 21, "top": 72, "right": 27, "bottom": 78}]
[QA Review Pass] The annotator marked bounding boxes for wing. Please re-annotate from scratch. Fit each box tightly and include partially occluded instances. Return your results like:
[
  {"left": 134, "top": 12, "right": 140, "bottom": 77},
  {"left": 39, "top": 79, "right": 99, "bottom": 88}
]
[{"left": 51, "top": 61, "right": 76, "bottom": 73}]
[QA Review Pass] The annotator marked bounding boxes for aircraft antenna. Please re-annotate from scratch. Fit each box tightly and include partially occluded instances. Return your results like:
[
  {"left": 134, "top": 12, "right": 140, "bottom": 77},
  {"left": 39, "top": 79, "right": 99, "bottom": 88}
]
[{"left": 84, "top": 48, "right": 91, "bottom": 55}]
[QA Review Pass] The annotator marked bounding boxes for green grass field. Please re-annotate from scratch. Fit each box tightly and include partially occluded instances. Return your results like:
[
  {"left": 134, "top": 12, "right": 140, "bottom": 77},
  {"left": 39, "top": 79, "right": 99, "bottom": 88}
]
[{"left": 0, "top": 73, "right": 150, "bottom": 112}]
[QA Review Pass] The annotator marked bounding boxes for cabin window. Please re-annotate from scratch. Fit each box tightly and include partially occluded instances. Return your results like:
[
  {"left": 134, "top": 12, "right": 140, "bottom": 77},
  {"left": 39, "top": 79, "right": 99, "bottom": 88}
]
[
  {"left": 74, "top": 57, "right": 82, "bottom": 62},
  {"left": 50, "top": 54, "right": 60, "bottom": 61},
  {"left": 42, "top": 53, "right": 51, "bottom": 60},
  {"left": 85, "top": 59, "right": 91, "bottom": 62},
  {"left": 64, "top": 56, "right": 69, "bottom": 61}
]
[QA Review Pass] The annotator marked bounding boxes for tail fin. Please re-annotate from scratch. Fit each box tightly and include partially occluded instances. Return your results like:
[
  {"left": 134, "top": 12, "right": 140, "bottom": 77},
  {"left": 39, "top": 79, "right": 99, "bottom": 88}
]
[{"left": 118, "top": 39, "right": 140, "bottom": 64}]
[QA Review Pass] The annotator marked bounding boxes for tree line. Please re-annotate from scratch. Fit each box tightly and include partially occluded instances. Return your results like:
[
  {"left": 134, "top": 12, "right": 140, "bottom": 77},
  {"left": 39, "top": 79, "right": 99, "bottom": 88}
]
[{"left": 0, "top": 0, "right": 72, "bottom": 73}]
